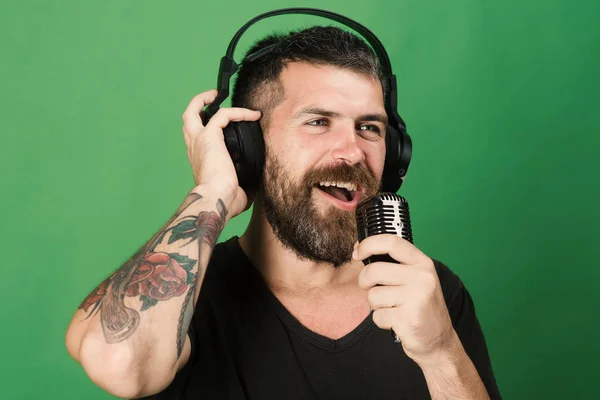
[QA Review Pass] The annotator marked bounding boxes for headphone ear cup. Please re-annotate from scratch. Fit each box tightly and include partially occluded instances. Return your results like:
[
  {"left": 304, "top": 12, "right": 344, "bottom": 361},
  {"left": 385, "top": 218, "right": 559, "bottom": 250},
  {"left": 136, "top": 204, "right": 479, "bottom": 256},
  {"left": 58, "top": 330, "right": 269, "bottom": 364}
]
[
  {"left": 382, "top": 124, "right": 404, "bottom": 193},
  {"left": 222, "top": 120, "right": 265, "bottom": 192}
]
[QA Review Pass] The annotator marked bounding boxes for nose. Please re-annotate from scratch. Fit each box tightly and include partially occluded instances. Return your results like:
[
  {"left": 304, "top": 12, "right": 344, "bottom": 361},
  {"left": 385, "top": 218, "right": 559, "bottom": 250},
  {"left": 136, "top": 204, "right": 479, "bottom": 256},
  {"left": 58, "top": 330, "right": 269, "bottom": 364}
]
[{"left": 330, "top": 128, "right": 366, "bottom": 166}]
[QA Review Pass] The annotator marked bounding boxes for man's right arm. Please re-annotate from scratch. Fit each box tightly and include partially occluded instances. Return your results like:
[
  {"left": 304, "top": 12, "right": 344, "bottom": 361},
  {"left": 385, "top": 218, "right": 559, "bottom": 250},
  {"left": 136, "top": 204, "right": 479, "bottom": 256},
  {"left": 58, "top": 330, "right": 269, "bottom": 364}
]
[{"left": 65, "top": 91, "right": 262, "bottom": 398}]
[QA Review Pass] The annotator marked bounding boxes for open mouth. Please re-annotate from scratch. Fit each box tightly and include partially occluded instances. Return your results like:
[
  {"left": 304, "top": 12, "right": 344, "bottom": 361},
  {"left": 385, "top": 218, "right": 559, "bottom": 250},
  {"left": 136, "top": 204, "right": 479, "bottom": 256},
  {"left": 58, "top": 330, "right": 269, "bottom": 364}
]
[{"left": 314, "top": 181, "right": 358, "bottom": 203}]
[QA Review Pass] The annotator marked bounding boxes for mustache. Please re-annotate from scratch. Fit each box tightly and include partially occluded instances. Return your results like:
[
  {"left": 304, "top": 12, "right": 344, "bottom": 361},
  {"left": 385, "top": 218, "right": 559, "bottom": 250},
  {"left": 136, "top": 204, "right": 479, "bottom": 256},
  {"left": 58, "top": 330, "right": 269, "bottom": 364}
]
[{"left": 303, "top": 163, "right": 380, "bottom": 194}]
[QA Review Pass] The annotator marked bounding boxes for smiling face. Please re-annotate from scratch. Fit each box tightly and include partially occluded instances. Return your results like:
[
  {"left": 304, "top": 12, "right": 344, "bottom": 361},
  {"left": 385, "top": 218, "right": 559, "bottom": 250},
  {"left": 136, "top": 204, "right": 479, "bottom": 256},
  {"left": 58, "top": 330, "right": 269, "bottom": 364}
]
[{"left": 259, "top": 62, "right": 387, "bottom": 267}]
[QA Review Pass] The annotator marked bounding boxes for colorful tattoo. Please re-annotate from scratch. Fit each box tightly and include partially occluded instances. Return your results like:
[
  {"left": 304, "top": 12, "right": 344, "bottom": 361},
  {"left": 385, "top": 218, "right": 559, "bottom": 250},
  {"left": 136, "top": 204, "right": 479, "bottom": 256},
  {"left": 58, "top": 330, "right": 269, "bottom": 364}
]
[
  {"left": 175, "top": 199, "right": 228, "bottom": 355},
  {"left": 78, "top": 194, "right": 228, "bottom": 356}
]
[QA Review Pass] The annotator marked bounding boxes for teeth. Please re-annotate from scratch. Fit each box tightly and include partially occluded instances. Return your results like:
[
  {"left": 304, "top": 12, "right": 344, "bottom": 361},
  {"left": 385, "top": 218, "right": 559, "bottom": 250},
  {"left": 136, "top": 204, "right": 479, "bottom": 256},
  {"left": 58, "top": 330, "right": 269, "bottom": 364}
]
[{"left": 318, "top": 181, "right": 357, "bottom": 192}]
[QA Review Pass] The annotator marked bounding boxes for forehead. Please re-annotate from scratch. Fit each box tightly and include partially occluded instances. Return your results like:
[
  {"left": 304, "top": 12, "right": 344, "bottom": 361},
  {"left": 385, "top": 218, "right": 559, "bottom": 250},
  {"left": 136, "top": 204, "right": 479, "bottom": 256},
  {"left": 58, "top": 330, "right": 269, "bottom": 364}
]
[{"left": 275, "top": 62, "right": 385, "bottom": 116}]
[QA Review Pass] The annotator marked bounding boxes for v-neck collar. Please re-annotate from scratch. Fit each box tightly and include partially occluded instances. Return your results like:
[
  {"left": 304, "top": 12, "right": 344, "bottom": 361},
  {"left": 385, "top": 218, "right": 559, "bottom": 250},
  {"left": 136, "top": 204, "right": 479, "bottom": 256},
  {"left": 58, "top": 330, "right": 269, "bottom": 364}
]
[{"left": 224, "top": 236, "right": 376, "bottom": 352}]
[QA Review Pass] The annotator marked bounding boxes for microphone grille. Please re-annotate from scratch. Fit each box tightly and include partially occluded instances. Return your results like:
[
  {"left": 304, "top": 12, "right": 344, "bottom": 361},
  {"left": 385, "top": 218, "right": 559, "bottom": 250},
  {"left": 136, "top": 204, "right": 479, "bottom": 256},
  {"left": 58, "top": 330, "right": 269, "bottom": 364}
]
[{"left": 356, "top": 193, "right": 413, "bottom": 243}]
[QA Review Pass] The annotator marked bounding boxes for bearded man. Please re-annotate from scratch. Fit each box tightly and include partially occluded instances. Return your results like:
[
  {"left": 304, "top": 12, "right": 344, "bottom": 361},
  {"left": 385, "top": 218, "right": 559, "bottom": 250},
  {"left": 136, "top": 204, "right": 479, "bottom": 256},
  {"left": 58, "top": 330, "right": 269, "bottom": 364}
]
[{"left": 66, "top": 26, "right": 501, "bottom": 399}]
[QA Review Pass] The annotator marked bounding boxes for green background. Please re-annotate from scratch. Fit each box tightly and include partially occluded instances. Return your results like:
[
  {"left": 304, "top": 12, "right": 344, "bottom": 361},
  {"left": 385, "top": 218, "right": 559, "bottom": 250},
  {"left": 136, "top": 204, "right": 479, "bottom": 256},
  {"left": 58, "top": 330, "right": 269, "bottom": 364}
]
[{"left": 1, "top": 0, "right": 598, "bottom": 399}]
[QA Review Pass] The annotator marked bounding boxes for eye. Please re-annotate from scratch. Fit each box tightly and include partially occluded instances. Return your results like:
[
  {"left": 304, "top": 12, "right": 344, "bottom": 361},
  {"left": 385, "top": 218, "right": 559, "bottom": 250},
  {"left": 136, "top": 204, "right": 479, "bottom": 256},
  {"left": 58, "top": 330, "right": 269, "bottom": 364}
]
[
  {"left": 358, "top": 124, "right": 383, "bottom": 139},
  {"left": 307, "top": 118, "right": 330, "bottom": 127}
]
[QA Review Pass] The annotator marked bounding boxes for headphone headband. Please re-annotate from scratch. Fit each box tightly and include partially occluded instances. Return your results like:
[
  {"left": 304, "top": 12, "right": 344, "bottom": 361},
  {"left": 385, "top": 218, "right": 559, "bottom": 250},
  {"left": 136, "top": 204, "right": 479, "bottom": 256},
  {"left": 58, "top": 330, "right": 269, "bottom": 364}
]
[
  {"left": 206, "top": 7, "right": 404, "bottom": 126},
  {"left": 225, "top": 8, "right": 393, "bottom": 76}
]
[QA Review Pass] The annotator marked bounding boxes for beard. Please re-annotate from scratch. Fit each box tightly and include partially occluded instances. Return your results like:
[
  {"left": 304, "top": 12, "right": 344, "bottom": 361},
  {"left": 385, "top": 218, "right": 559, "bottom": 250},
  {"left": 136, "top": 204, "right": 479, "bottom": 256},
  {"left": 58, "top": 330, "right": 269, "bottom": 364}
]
[{"left": 260, "top": 149, "right": 380, "bottom": 267}]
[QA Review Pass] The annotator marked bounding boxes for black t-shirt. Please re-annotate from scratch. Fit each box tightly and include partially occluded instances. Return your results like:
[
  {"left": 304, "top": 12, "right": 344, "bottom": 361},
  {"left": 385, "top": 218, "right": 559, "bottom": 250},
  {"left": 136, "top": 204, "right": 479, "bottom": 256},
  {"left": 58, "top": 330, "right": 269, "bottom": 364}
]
[{"left": 145, "top": 237, "right": 502, "bottom": 399}]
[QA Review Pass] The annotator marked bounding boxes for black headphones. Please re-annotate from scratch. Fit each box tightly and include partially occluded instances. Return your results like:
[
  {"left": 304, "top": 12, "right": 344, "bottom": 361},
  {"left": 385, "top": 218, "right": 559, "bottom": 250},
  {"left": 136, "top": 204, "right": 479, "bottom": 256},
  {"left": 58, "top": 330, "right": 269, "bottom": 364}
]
[{"left": 204, "top": 8, "right": 412, "bottom": 193}]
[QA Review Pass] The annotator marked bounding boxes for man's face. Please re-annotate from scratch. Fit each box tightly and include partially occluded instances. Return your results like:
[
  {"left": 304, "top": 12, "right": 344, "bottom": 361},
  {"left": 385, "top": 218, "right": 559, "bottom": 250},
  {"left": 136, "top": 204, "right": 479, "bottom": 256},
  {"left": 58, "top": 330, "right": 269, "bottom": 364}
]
[{"left": 259, "top": 62, "right": 387, "bottom": 267}]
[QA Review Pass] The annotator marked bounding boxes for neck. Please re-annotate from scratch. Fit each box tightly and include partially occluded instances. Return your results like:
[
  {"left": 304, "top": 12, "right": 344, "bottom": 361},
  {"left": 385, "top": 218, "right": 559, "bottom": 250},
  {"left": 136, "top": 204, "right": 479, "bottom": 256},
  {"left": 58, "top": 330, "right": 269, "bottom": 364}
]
[{"left": 238, "top": 199, "right": 363, "bottom": 294}]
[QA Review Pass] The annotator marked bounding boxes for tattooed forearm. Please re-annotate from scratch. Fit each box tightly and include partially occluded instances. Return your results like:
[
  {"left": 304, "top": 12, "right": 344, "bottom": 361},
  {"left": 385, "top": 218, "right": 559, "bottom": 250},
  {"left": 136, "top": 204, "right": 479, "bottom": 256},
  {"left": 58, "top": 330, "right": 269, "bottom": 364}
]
[
  {"left": 175, "top": 198, "right": 228, "bottom": 357},
  {"left": 196, "top": 199, "right": 229, "bottom": 249},
  {"left": 78, "top": 192, "right": 217, "bottom": 347},
  {"left": 101, "top": 264, "right": 140, "bottom": 343},
  {"left": 176, "top": 274, "right": 197, "bottom": 357}
]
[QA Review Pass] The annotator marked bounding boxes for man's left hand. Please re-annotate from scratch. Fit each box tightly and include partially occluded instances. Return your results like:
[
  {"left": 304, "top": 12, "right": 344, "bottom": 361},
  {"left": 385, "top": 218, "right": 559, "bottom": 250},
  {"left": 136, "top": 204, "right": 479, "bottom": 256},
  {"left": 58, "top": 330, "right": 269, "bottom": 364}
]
[{"left": 353, "top": 234, "right": 457, "bottom": 366}]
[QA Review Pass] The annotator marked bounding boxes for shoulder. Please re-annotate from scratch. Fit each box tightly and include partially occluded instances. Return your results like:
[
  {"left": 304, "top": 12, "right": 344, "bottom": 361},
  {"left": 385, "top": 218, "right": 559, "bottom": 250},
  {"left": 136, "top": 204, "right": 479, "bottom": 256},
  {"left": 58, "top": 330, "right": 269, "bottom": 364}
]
[
  {"left": 430, "top": 258, "right": 477, "bottom": 322},
  {"left": 190, "top": 238, "right": 238, "bottom": 317},
  {"left": 430, "top": 258, "right": 480, "bottom": 325},
  {"left": 206, "top": 236, "right": 245, "bottom": 272},
  {"left": 431, "top": 258, "right": 465, "bottom": 302},
  {"left": 198, "top": 236, "right": 262, "bottom": 309},
  {"left": 201, "top": 237, "right": 241, "bottom": 287},
  {"left": 431, "top": 260, "right": 501, "bottom": 397}
]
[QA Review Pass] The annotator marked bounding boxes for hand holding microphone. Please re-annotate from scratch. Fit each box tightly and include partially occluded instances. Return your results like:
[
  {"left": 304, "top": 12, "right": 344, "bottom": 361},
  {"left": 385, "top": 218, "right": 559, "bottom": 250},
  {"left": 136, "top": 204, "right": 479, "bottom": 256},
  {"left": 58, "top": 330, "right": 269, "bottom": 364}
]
[{"left": 354, "top": 194, "right": 457, "bottom": 366}]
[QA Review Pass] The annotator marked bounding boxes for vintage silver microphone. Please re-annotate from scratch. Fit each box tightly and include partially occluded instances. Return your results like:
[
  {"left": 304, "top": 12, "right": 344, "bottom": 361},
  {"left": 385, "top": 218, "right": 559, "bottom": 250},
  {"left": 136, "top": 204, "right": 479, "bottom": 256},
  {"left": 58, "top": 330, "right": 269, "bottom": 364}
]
[
  {"left": 356, "top": 192, "right": 413, "bottom": 263},
  {"left": 355, "top": 192, "right": 413, "bottom": 342}
]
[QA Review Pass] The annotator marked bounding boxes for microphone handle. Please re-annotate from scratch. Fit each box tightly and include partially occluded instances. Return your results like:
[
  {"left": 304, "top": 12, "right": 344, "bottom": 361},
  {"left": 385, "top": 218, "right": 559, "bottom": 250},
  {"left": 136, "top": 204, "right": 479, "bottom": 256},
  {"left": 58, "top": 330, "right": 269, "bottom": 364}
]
[
  {"left": 364, "top": 254, "right": 397, "bottom": 265},
  {"left": 364, "top": 252, "right": 401, "bottom": 342}
]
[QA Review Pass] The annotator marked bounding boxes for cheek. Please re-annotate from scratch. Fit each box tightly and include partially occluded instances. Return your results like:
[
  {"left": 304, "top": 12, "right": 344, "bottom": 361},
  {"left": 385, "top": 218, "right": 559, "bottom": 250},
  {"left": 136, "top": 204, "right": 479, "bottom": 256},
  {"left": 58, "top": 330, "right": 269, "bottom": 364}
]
[
  {"left": 275, "top": 138, "right": 316, "bottom": 176},
  {"left": 289, "top": 154, "right": 313, "bottom": 183},
  {"left": 364, "top": 142, "right": 387, "bottom": 180},
  {"left": 265, "top": 144, "right": 308, "bottom": 184}
]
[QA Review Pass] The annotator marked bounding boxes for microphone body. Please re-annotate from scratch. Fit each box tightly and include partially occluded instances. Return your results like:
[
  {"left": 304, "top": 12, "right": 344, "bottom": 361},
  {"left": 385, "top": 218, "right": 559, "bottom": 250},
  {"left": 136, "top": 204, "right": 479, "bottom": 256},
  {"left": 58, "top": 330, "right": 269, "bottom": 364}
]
[{"left": 355, "top": 192, "right": 413, "bottom": 264}]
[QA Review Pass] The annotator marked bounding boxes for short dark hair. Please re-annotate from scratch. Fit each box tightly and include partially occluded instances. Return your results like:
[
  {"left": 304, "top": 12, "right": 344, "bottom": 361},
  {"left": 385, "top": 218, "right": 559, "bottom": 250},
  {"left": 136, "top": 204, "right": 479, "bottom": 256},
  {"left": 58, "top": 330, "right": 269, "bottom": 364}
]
[{"left": 231, "top": 26, "right": 387, "bottom": 125}]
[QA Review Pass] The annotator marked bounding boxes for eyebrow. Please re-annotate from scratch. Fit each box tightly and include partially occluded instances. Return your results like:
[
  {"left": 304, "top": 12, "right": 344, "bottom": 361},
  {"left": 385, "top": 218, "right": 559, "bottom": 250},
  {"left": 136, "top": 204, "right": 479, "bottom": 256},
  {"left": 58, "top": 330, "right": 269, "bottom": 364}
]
[{"left": 292, "top": 107, "right": 388, "bottom": 125}]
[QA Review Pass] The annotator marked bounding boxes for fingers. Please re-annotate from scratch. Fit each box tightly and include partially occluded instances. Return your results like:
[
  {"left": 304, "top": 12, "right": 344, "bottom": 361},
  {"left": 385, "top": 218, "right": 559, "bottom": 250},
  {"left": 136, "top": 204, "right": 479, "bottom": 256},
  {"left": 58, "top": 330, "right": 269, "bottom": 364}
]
[
  {"left": 204, "top": 107, "right": 261, "bottom": 130},
  {"left": 358, "top": 261, "right": 412, "bottom": 289},
  {"left": 182, "top": 90, "right": 219, "bottom": 132},
  {"left": 372, "top": 307, "right": 401, "bottom": 331},
  {"left": 182, "top": 125, "right": 191, "bottom": 148},
  {"left": 367, "top": 285, "right": 406, "bottom": 309},
  {"left": 354, "top": 235, "right": 424, "bottom": 265},
  {"left": 181, "top": 90, "right": 261, "bottom": 150}
]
